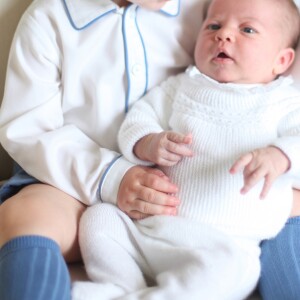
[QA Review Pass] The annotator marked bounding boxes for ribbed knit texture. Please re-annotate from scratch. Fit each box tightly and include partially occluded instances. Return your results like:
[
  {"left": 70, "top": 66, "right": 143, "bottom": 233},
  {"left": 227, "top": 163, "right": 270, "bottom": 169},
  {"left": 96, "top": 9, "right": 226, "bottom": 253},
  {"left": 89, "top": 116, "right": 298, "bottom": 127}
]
[
  {"left": 119, "top": 66, "right": 300, "bottom": 240},
  {"left": 74, "top": 203, "right": 260, "bottom": 300},
  {"left": 0, "top": 235, "right": 71, "bottom": 300},
  {"left": 259, "top": 216, "right": 300, "bottom": 300}
]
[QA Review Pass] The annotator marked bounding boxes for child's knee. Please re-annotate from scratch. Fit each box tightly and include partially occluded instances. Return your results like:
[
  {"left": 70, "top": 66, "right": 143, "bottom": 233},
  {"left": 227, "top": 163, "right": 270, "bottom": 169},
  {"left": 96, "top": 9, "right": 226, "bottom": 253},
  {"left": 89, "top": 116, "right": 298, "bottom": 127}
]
[
  {"left": 79, "top": 203, "right": 130, "bottom": 244},
  {"left": 81, "top": 203, "right": 121, "bottom": 228},
  {"left": 0, "top": 190, "right": 60, "bottom": 247},
  {"left": 291, "top": 188, "right": 300, "bottom": 217}
]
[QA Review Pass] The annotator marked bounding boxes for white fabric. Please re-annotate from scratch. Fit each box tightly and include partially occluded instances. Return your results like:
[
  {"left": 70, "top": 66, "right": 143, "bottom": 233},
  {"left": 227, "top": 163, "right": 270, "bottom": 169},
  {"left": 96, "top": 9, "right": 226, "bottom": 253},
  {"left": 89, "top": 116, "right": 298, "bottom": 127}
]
[
  {"left": 73, "top": 203, "right": 260, "bottom": 300},
  {"left": 119, "top": 67, "right": 300, "bottom": 240},
  {"left": 0, "top": 0, "right": 205, "bottom": 205},
  {"left": 73, "top": 3, "right": 300, "bottom": 299},
  {"left": 73, "top": 67, "right": 300, "bottom": 299}
]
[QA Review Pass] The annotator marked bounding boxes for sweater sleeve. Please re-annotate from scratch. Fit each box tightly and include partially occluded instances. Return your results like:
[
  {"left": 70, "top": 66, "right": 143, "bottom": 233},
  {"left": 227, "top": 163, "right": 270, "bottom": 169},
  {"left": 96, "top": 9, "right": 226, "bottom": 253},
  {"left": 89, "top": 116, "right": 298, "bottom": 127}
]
[
  {"left": 272, "top": 104, "right": 300, "bottom": 186},
  {"left": 118, "top": 77, "right": 178, "bottom": 165}
]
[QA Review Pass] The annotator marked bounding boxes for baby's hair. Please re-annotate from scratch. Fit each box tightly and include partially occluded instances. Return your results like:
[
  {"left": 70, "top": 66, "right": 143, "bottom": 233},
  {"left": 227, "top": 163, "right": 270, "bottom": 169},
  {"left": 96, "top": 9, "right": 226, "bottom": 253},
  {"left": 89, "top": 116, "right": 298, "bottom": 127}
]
[
  {"left": 202, "top": 0, "right": 300, "bottom": 50},
  {"left": 278, "top": 0, "right": 300, "bottom": 50},
  {"left": 202, "top": 0, "right": 211, "bottom": 21}
]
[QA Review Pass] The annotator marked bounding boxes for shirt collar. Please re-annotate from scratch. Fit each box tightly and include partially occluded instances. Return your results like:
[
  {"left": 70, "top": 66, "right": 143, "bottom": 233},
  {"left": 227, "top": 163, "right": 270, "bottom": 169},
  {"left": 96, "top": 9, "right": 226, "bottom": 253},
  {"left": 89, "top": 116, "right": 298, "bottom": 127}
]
[{"left": 62, "top": 0, "right": 180, "bottom": 30}]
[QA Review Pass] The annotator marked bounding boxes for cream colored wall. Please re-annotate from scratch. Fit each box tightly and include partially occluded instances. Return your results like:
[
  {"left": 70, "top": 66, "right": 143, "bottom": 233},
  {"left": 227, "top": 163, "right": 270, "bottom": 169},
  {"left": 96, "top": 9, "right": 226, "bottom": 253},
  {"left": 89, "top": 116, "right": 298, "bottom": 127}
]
[{"left": 0, "top": 0, "right": 32, "bottom": 180}]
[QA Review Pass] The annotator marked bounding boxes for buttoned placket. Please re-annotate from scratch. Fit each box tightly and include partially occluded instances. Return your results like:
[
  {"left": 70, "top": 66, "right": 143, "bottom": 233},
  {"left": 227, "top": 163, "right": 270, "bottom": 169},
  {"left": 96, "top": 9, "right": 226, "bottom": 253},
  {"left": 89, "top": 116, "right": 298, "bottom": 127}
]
[{"left": 122, "top": 5, "right": 148, "bottom": 112}]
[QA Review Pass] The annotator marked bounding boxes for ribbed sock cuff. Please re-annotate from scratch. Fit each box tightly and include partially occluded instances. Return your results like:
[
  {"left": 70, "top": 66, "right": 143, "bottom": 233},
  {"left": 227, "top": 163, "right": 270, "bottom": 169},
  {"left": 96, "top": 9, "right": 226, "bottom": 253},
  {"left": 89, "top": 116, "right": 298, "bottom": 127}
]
[
  {"left": 0, "top": 235, "right": 70, "bottom": 300},
  {"left": 0, "top": 235, "right": 60, "bottom": 258}
]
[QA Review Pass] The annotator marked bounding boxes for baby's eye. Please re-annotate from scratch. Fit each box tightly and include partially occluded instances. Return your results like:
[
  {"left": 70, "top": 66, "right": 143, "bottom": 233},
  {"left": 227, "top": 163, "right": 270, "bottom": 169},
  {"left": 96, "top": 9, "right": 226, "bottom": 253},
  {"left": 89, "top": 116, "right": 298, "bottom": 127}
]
[
  {"left": 241, "top": 27, "right": 257, "bottom": 34},
  {"left": 207, "top": 24, "right": 221, "bottom": 31}
]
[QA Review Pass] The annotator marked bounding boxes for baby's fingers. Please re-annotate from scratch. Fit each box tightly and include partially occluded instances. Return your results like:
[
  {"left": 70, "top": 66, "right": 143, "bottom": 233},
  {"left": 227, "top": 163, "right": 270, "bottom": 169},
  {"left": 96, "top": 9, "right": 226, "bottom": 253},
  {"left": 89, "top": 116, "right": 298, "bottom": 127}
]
[
  {"left": 167, "top": 132, "right": 192, "bottom": 145},
  {"left": 259, "top": 175, "right": 275, "bottom": 199},
  {"left": 165, "top": 132, "right": 193, "bottom": 158},
  {"left": 230, "top": 152, "right": 253, "bottom": 174},
  {"left": 240, "top": 167, "right": 266, "bottom": 195}
]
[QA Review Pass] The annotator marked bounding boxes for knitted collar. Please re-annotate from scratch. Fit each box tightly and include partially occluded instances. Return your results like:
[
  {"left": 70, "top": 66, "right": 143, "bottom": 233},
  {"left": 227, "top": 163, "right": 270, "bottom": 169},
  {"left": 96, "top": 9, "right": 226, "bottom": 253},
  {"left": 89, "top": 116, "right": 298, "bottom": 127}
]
[
  {"left": 62, "top": 0, "right": 180, "bottom": 30},
  {"left": 186, "top": 65, "right": 294, "bottom": 94}
]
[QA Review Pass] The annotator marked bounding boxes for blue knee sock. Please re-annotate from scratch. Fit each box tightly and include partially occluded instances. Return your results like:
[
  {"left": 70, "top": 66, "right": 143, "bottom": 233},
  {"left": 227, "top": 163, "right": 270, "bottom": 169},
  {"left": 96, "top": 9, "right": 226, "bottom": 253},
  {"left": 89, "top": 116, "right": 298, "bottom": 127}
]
[
  {"left": 0, "top": 235, "right": 71, "bottom": 300},
  {"left": 259, "top": 217, "right": 300, "bottom": 300}
]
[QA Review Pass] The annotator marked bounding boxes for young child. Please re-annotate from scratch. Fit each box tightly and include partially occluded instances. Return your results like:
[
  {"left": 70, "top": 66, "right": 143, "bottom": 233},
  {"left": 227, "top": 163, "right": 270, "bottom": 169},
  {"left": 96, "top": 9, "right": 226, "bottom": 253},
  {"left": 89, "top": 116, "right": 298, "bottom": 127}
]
[
  {"left": 73, "top": 0, "right": 300, "bottom": 299},
  {"left": 0, "top": 0, "right": 206, "bottom": 299}
]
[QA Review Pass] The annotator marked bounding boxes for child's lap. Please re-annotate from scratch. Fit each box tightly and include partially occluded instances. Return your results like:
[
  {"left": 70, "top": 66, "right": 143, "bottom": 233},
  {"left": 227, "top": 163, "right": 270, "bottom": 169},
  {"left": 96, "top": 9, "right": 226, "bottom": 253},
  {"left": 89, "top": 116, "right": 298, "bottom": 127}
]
[{"left": 0, "top": 165, "right": 39, "bottom": 203}]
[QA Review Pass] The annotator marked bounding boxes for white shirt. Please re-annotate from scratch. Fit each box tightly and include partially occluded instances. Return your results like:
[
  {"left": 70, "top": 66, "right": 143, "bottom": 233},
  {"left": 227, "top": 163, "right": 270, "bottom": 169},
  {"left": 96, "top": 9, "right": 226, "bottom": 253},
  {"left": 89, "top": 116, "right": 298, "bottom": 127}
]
[{"left": 0, "top": 0, "right": 205, "bottom": 204}]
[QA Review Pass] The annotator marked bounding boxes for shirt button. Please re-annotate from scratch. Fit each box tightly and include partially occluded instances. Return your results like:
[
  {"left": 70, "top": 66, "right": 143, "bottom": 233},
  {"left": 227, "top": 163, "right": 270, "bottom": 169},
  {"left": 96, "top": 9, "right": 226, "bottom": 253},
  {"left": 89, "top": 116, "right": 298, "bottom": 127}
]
[{"left": 131, "top": 64, "right": 142, "bottom": 76}]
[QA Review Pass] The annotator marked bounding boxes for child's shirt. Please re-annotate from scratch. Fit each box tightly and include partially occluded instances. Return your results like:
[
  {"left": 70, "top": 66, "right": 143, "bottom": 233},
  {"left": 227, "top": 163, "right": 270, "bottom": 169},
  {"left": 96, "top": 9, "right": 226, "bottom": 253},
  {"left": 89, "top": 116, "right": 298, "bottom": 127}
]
[{"left": 0, "top": 0, "right": 205, "bottom": 205}]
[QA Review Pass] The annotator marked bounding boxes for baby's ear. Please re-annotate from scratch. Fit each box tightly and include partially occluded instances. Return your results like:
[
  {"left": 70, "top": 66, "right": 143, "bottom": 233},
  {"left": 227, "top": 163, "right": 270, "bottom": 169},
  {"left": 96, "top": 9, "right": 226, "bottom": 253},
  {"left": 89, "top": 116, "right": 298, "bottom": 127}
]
[{"left": 273, "top": 48, "right": 295, "bottom": 76}]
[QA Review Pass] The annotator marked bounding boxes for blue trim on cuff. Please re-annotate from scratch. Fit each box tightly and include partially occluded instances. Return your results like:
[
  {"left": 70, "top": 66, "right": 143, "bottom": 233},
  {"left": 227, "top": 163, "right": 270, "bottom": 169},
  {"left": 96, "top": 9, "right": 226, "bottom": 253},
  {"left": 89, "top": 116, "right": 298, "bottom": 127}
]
[{"left": 97, "top": 155, "right": 123, "bottom": 202}]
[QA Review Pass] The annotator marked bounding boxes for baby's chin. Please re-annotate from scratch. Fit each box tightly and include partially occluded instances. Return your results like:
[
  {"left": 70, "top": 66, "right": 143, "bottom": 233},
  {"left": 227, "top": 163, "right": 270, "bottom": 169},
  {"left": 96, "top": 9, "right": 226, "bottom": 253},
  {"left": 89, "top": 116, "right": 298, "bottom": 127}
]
[
  {"left": 207, "top": 73, "right": 237, "bottom": 84},
  {"left": 208, "top": 73, "right": 258, "bottom": 84},
  {"left": 207, "top": 70, "right": 276, "bottom": 85}
]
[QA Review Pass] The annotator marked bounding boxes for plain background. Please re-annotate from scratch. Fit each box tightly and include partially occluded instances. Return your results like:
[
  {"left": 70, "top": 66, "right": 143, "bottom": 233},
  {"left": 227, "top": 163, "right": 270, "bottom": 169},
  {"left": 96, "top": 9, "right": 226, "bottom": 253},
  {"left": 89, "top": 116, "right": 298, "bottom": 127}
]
[{"left": 0, "top": 0, "right": 32, "bottom": 180}]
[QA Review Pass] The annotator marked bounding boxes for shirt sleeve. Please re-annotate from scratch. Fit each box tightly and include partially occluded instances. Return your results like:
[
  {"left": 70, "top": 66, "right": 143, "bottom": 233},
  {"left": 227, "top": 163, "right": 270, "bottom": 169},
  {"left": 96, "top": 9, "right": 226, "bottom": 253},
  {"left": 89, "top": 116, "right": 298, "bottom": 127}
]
[{"left": 0, "top": 12, "right": 131, "bottom": 205}]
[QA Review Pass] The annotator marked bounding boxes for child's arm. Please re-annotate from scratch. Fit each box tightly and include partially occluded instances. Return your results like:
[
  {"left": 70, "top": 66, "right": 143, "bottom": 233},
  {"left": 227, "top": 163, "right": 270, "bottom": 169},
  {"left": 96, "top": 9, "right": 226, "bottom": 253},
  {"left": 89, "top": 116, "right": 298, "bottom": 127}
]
[
  {"left": 229, "top": 146, "right": 290, "bottom": 199},
  {"left": 134, "top": 131, "right": 193, "bottom": 166}
]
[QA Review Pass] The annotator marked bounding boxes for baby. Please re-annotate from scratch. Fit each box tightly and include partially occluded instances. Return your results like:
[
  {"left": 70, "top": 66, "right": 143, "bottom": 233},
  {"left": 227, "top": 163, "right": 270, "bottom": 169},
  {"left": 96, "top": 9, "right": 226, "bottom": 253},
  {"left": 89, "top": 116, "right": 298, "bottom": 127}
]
[{"left": 73, "top": 0, "right": 300, "bottom": 299}]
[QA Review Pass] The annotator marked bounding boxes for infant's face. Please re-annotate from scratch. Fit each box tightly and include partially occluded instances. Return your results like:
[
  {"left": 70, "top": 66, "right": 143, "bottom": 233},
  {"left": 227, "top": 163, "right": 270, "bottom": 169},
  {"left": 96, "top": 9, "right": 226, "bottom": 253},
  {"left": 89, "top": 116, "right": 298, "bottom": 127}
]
[
  {"left": 128, "top": 0, "right": 170, "bottom": 10},
  {"left": 194, "top": 0, "right": 293, "bottom": 84}
]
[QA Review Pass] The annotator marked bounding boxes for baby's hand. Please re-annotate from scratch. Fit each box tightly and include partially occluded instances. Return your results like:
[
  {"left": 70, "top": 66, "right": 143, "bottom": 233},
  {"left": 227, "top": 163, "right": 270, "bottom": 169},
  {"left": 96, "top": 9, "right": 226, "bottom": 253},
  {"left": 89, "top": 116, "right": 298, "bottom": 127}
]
[
  {"left": 229, "top": 146, "right": 290, "bottom": 199},
  {"left": 134, "top": 131, "right": 193, "bottom": 166}
]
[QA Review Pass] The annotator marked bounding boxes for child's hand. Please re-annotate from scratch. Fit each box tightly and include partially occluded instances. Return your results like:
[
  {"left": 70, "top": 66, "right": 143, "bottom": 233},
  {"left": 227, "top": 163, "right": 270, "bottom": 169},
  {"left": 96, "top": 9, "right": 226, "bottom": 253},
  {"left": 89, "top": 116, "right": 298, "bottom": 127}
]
[
  {"left": 117, "top": 165, "right": 180, "bottom": 219},
  {"left": 134, "top": 131, "right": 193, "bottom": 166},
  {"left": 229, "top": 146, "right": 290, "bottom": 199}
]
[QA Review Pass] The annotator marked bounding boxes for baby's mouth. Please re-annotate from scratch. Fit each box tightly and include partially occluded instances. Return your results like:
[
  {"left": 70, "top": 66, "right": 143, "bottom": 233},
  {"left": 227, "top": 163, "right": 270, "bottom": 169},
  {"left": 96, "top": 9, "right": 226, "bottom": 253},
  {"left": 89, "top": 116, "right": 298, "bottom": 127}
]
[
  {"left": 213, "top": 50, "right": 234, "bottom": 64},
  {"left": 217, "top": 52, "right": 230, "bottom": 59}
]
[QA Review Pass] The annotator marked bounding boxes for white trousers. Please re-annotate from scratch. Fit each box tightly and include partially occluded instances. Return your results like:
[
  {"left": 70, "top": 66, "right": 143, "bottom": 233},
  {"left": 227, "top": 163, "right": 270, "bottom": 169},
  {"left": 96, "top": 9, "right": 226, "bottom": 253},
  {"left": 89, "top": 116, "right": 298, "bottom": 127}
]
[{"left": 72, "top": 203, "right": 260, "bottom": 300}]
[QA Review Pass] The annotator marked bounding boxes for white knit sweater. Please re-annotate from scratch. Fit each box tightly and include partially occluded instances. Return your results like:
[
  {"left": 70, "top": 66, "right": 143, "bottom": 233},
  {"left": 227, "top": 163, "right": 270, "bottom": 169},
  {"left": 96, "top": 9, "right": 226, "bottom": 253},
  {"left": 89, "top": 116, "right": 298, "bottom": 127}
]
[{"left": 119, "top": 66, "right": 300, "bottom": 241}]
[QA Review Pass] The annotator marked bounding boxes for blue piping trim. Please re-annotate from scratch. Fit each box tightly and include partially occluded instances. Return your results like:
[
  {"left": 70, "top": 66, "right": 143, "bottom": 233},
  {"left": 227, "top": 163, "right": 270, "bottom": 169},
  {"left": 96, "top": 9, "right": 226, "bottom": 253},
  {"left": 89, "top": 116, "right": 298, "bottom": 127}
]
[
  {"left": 97, "top": 155, "right": 123, "bottom": 202},
  {"left": 122, "top": 7, "right": 131, "bottom": 113},
  {"left": 62, "top": 0, "right": 180, "bottom": 31},
  {"left": 62, "top": 0, "right": 116, "bottom": 31},
  {"left": 159, "top": 0, "right": 180, "bottom": 17},
  {"left": 123, "top": 6, "right": 148, "bottom": 113},
  {"left": 135, "top": 7, "right": 148, "bottom": 98}
]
